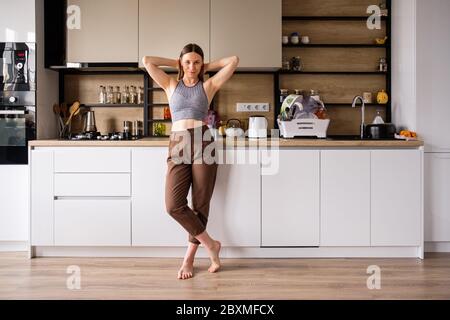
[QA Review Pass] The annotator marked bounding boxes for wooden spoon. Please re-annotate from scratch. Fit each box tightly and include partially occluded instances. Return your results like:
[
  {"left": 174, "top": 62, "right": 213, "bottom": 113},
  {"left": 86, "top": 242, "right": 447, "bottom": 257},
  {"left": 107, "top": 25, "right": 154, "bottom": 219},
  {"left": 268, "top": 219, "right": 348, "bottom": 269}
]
[{"left": 65, "top": 101, "right": 81, "bottom": 126}]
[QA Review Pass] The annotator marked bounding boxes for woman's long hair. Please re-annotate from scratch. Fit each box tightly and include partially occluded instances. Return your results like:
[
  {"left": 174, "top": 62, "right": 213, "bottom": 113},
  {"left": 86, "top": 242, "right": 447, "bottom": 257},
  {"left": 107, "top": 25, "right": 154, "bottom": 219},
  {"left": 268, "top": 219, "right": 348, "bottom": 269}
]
[{"left": 177, "top": 43, "right": 205, "bottom": 82}]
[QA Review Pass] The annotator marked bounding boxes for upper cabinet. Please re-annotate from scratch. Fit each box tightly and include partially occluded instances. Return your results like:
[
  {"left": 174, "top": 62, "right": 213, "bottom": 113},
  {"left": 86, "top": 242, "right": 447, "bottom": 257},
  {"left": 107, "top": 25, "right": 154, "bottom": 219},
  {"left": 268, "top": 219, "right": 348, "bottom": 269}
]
[
  {"left": 66, "top": 0, "right": 138, "bottom": 63},
  {"left": 210, "top": 0, "right": 281, "bottom": 69},
  {"left": 0, "top": 0, "right": 35, "bottom": 42},
  {"left": 138, "top": 0, "right": 210, "bottom": 68}
]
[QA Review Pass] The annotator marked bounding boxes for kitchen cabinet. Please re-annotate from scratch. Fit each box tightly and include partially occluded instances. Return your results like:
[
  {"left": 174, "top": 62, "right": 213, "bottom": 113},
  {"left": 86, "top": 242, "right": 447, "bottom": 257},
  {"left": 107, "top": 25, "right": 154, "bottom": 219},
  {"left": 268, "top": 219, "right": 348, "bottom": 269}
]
[
  {"left": 30, "top": 149, "right": 54, "bottom": 246},
  {"left": 321, "top": 151, "right": 370, "bottom": 246},
  {"left": 66, "top": 0, "right": 138, "bottom": 63},
  {"left": 0, "top": 0, "right": 35, "bottom": 42},
  {"left": 210, "top": 0, "right": 281, "bottom": 69},
  {"left": 208, "top": 149, "right": 260, "bottom": 247},
  {"left": 371, "top": 150, "right": 422, "bottom": 246},
  {"left": 138, "top": 0, "right": 210, "bottom": 68},
  {"left": 208, "top": 149, "right": 261, "bottom": 247},
  {"left": 425, "top": 153, "right": 450, "bottom": 241},
  {"left": 54, "top": 199, "right": 131, "bottom": 246},
  {"left": 0, "top": 166, "right": 29, "bottom": 241},
  {"left": 261, "top": 149, "right": 320, "bottom": 247},
  {"left": 131, "top": 148, "right": 187, "bottom": 246}
]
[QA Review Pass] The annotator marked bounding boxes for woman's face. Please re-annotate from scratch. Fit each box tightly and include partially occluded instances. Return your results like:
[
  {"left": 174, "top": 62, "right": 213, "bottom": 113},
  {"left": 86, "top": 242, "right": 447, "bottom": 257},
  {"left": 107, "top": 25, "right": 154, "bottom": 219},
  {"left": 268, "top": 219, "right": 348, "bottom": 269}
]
[{"left": 180, "top": 52, "right": 203, "bottom": 78}]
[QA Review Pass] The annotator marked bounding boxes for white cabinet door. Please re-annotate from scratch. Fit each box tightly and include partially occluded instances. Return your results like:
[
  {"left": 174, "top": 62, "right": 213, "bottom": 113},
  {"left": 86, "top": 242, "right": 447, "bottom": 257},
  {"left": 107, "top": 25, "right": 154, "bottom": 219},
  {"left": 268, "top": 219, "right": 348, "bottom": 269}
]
[
  {"left": 132, "top": 148, "right": 186, "bottom": 246},
  {"left": 54, "top": 148, "right": 131, "bottom": 173},
  {"left": 211, "top": 0, "right": 281, "bottom": 69},
  {"left": 262, "top": 149, "right": 320, "bottom": 247},
  {"left": 371, "top": 150, "right": 422, "bottom": 246},
  {"left": 208, "top": 149, "right": 260, "bottom": 247},
  {"left": 67, "top": 0, "right": 138, "bottom": 63},
  {"left": 321, "top": 150, "right": 370, "bottom": 246},
  {"left": 138, "top": 0, "right": 210, "bottom": 68},
  {"left": 425, "top": 153, "right": 450, "bottom": 241},
  {"left": 0, "top": 0, "right": 35, "bottom": 42},
  {"left": 0, "top": 165, "right": 29, "bottom": 241},
  {"left": 54, "top": 199, "right": 131, "bottom": 246},
  {"left": 30, "top": 149, "right": 54, "bottom": 246}
]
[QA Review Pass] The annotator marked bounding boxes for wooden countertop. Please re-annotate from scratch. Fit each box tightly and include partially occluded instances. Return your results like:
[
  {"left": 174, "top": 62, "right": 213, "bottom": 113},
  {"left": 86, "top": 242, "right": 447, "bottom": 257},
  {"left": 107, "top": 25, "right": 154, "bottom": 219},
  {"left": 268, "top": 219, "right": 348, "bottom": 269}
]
[{"left": 29, "top": 137, "right": 424, "bottom": 148}]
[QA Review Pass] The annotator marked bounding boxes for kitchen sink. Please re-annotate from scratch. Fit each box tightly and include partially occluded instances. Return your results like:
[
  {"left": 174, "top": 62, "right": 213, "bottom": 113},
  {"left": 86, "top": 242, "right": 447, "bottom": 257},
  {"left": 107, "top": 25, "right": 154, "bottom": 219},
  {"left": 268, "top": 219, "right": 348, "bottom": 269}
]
[{"left": 327, "top": 135, "right": 398, "bottom": 141}]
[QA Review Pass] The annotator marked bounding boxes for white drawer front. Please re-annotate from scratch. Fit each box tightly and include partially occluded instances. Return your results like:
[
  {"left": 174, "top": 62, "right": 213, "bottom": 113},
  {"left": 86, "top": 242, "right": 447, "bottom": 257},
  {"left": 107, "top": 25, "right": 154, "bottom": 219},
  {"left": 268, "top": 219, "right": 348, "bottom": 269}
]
[
  {"left": 54, "top": 173, "right": 131, "bottom": 197},
  {"left": 54, "top": 148, "right": 130, "bottom": 173},
  {"left": 54, "top": 199, "right": 131, "bottom": 246}
]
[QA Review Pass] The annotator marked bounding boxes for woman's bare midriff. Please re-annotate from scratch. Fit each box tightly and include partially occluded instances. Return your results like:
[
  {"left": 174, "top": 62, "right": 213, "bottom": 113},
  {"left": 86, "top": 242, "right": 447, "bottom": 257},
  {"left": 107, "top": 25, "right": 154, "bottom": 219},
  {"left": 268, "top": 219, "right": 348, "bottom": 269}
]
[{"left": 171, "top": 119, "right": 207, "bottom": 132}]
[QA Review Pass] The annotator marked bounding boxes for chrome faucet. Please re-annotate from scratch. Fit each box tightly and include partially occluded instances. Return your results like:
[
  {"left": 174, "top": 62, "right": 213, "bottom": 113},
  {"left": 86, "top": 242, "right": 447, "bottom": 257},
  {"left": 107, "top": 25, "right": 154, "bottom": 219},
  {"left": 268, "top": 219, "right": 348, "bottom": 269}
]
[{"left": 352, "top": 96, "right": 365, "bottom": 139}]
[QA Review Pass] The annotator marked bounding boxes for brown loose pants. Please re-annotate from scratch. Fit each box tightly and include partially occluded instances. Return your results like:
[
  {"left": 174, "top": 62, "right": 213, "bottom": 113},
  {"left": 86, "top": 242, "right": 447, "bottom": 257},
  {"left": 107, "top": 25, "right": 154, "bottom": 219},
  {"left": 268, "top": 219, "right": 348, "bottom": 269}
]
[{"left": 165, "top": 124, "right": 219, "bottom": 244}]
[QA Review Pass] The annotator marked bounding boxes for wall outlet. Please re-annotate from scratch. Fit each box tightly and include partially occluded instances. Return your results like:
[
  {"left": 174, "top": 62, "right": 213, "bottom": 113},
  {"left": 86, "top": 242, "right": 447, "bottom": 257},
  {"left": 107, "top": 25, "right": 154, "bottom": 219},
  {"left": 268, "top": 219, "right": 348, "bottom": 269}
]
[{"left": 236, "top": 103, "right": 270, "bottom": 112}]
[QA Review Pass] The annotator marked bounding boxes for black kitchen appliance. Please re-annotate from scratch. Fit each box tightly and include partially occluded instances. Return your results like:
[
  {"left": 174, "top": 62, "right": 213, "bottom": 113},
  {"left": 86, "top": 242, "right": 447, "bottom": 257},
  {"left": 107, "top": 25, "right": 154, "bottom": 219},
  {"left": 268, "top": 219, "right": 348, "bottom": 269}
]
[
  {"left": 0, "top": 42, "right": 36, "bottom": 165},
  {"left": 365, "top": 123, "right": 397, "bottom": 140}
]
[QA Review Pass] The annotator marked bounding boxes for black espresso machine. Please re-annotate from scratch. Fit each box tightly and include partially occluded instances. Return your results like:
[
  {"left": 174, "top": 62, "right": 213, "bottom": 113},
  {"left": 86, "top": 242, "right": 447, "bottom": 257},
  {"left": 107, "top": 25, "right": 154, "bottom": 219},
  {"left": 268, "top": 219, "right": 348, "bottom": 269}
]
[{"left": 0, "top": 42, "right": 36, "bottom": 165}]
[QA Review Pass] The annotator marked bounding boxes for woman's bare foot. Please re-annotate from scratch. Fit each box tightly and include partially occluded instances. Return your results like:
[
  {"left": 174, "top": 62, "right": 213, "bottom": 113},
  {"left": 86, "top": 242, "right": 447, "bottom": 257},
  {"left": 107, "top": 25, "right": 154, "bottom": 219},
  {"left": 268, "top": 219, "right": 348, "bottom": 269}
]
[
  {"left": 177, "top": 242, "right": 198, "bottom": 280},
  {"left": 177, "top": 262, "right": 194, "bottom": 280},
  {"left": 207, "top": 240, "right": 221, "bottom": 273}
]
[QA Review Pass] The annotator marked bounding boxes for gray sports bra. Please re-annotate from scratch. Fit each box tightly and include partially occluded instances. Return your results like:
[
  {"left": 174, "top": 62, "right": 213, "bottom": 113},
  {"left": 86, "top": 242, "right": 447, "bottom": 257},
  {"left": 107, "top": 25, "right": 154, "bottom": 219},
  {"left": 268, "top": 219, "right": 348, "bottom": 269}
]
[{"left": 169, "top": 79, "right": 209, "bottom": 122}]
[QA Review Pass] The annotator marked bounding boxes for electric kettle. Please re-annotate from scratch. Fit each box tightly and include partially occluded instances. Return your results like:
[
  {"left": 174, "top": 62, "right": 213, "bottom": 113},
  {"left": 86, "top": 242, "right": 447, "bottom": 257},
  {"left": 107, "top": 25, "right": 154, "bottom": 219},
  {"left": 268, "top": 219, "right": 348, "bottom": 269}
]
[{"left": 248, "top": 116, "right": 268, "bottom": 138}]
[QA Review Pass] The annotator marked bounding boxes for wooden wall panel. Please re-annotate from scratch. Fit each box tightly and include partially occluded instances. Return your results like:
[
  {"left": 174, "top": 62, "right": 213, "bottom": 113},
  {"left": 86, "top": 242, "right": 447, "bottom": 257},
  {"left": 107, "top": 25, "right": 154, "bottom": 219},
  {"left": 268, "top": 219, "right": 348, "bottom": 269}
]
[
  {"left": 64, "top": 74, "right": 144, "bottom": 134},
  {"left": 283, "top": 0, "right": 383, "bottom": 16},
  {"left": 214, "top": 74, "right": 275, "bottom": 131},
  {"left": 282, "top": 20, "right": 386, "bottom": 44},
  {"left": 283, "top": 47, "right": 386, "bottom": 72},
  {"left": 280, "top": 74, "right": 387, "bottom": 103},
  {"left": 326, "top": 106, "right": 387, "bottom": 135}
]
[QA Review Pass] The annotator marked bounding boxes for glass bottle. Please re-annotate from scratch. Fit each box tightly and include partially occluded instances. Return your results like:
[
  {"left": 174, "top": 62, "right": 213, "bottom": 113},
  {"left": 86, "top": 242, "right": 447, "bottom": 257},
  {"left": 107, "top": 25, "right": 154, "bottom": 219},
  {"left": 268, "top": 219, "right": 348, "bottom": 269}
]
[
  {"left": 129, "top": 86, "right": 137, "bottom": 104},
  {"left": 114, "top": 86, "right": 121, "bottom": 104},
  {"left": 106, "top": 86, "right": 114, "bottom": 104},
  {"left": 282, "top": 56, "right": 290, "bottom": 71},
  {"left": 280, "top": 89, "right": 289, "bottom": 103},
  {"left": 137, "top": 86, "right": 144, "bottom": 104},
  {"left": 99, "top": 86, "right": 106, "bottom": 104},
  {"left": 121, "top": 86, "right": 129, "bottom": 104}
]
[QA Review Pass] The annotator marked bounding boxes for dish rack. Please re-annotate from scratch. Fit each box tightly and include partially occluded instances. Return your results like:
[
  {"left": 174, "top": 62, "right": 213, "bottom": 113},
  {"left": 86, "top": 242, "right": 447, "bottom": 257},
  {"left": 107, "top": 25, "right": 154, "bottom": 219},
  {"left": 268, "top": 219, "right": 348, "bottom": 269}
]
[{"left": 277, "top": 118, "right": 330, "bottom": 139}]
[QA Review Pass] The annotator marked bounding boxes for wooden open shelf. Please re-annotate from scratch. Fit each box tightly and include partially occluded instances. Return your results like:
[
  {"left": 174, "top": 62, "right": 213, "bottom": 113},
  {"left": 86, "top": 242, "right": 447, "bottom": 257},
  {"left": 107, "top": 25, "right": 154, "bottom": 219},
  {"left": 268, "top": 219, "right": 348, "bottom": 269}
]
[
  {"left": 279, "top": 71, "right": 387, "bottom": 75},
  {"left": 81, "top": 103, "right": 144, "bottom": 108},
  {"left": 282, "top": 16, "right": 388, "bottom": 21},
  {"left": 277, "top": 0, "right": 392, "bottom": 135}
]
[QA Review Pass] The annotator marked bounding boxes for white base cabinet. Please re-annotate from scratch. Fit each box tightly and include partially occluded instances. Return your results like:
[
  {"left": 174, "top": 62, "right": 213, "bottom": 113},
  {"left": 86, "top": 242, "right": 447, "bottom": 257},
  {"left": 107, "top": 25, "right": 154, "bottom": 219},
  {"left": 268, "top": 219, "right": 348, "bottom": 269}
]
[
  {"left": 320, "top": 150, "right": 371, "bottom": 246},
  {"left": 425, "top": 153, "right": 450, "bottom": 242},
  {"left": 261, "top": 149, "right": 320, "bottom": 247},
  {"left": 29, "top": 147, "right": 423, "bottom": 256},
  {"left": 54, "top": 199, "right": 131, "bottom": 246},
  {"left": 371, "top": 150, "right": 422, "bottom": 246},
  {"left": 132, "top": 148, "right": 187, "bottom": 246},
  {"left": 0, "top": 165, "right": 29, "bottom": 241},
  {"left": 208, "top": 150, "right": 261, "bottom": 247}
]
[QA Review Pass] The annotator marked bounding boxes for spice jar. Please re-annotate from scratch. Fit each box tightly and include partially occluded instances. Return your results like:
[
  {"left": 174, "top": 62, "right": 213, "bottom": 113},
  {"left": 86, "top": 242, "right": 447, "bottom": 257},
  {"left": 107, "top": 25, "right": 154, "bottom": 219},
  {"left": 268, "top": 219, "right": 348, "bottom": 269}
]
[
  {"left": 291, "top": 56, "right": 303, "bottom": 71},
  {"left": 163, "top": 106, "right": 171, "bottom": 120},
  {"left": 282, "top": 56, "right": 290, "bottom": 71},
  {"left": 280, "top": 89, "right": 289, "bottom": 103}
]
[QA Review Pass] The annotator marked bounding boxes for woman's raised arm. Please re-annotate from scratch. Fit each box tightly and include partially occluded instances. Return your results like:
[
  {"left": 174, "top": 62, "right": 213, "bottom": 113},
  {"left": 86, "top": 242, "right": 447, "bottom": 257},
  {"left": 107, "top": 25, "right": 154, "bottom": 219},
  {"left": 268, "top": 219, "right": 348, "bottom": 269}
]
[
  {"left": 142, "top": 56, "right": 179, "bottom": 91},
  {"left": 204, "top": 56, "right": 239, "bottom": 93}
]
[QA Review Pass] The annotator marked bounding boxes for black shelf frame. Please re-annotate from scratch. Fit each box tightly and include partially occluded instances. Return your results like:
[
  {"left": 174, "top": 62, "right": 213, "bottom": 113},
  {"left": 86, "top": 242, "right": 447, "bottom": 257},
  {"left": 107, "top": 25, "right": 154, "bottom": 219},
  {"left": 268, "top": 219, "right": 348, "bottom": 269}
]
[
  {"left": 81, "top": 103, "right": 144, "bottom": 108},
  {"left": 58, "top": 69, "right": 148, "bottom": 135},
  {"left": 279, "top": 71, "right": 388, "bottom": 75},
  {"left": 283, "top": 44, "right": 387, "bottom": 48}
]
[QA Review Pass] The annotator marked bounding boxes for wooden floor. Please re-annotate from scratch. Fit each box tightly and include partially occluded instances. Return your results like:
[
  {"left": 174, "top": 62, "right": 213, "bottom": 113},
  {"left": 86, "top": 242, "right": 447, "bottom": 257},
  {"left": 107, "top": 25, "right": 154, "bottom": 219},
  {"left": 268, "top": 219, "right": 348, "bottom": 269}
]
[{"left": 0, "top": 252, "right": 449, "bottom": 299}]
